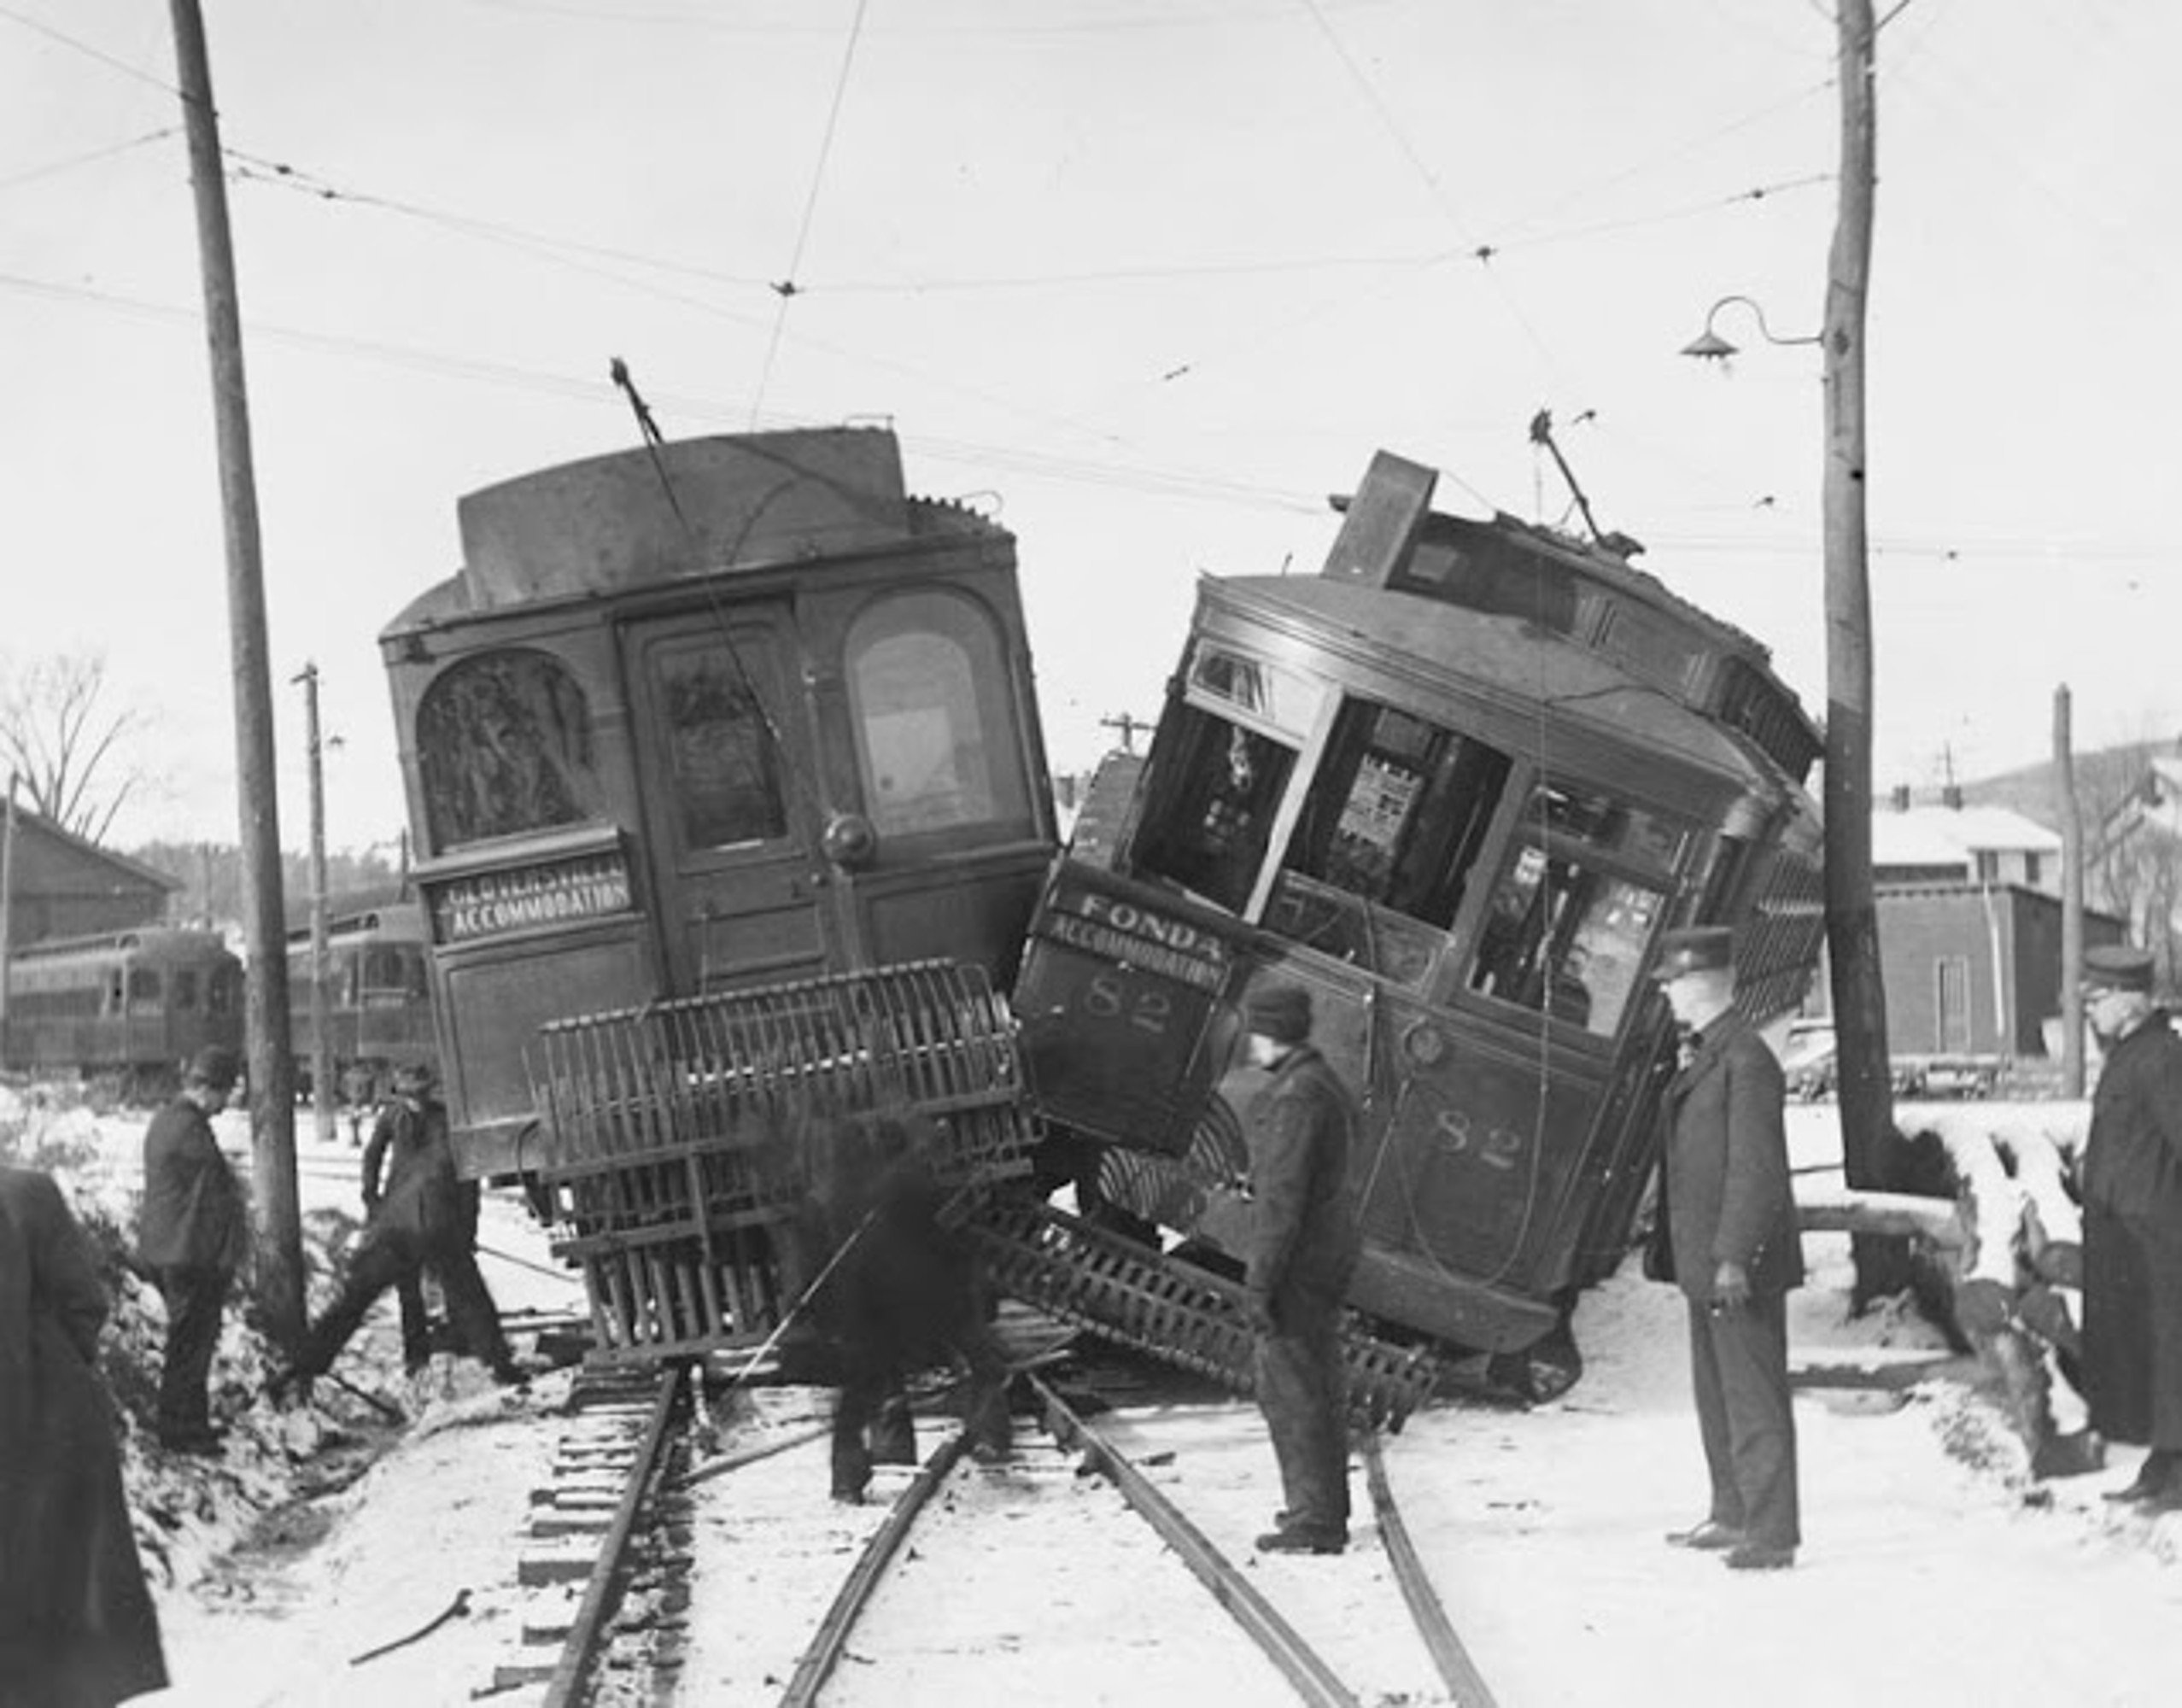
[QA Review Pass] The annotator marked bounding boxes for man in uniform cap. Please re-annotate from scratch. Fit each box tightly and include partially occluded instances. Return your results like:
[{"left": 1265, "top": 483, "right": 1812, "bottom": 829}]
[
  {"left": 1238, "top": 980, "right": 1362, "bottom": 1556},
  {"left": 1648, "top": 926, "right": 1805, "bottom": 1571},
  {"left": 2078, "top": 944, "right": 2182, "bottom": 1511},
  {"left": 275, "top": 1055, "right": 522, "bottom": 1396},
  {"left": 137, "top": 1047, "right": 247, "bottom": 1454}
]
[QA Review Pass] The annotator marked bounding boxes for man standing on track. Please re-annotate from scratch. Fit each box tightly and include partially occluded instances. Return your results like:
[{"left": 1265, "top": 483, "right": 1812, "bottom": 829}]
[
  {"left": 2077, "top": 943, "right": 2182, "bottom": 1512},
  {"left": 1650, "top": 926, "right": 1804, "bottom": 1572},
  {"left": 137, "top": 1046, "right": 246, "bottom": 1454},
  {"left": 1239, "top": 980, "right": 1361, "bottom": 1558},
  {"left": 275, "top": 1062, "right": 522, "bottom": 1396}
]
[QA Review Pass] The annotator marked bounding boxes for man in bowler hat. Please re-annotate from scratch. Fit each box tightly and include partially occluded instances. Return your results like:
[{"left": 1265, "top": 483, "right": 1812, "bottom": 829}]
[
  {"left": 2076, "top": 943, "right": 2182, "bottom": 1512},
  {"left": 1649, "top": 927, "right": 1804, "bottom": 1571},
  {"left": 137, "top": 1046, "right": 247, "bottom": 1454},
  {"left": 1239, "top": 980, "right": 1361, "bottom": 1557}
]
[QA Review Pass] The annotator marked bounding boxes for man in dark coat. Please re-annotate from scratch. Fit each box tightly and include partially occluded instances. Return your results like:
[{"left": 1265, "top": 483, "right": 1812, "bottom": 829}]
[
  {"left": 1239, "top": 980, "right": 1361, "bottom": 1557},
  {"left": 810, "top": 1115, "right": 1010, "bottom": 1504},
  {"left": 277, "top": 1062, "right": 519, "bottom": 1394},
  {"left": 360, "top": 1068, "right": 438, "bottom": 1374},
  {"left": 137, "top": 1045, "right": 246, "bottom": 1453},
  {"left": 1, "top": 1163, "right": 168, "bottom": 1707},
  {"left": 1650, "top": 927, "right": 1804, "bottom": 1571},
  {"left": 2077, "top": 944, "right": 2182, "bottom": 1511}
]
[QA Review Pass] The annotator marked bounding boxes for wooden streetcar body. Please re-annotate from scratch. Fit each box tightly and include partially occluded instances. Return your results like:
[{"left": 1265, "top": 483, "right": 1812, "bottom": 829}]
[
  {"left": 377, "top": 426, "right": 1058, "bottom": 1358},
  {"left": 1, "top": 926, "right": 243, "bottom": 1098},
  {"left": 1012, "top": 450, "right": 1828, "bottom": 1376},
  {"left": 284, "top": 897, "right": 436, "bottom": 1105}
]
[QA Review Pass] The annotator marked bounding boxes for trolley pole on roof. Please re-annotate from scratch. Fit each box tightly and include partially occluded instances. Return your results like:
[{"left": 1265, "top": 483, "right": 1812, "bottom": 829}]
[
  {"left": 295, "top": 664, "right": 336, "bottom": 1149},
  {"left": 167, "top": 0, "right": 304, "bottom": 1348}
]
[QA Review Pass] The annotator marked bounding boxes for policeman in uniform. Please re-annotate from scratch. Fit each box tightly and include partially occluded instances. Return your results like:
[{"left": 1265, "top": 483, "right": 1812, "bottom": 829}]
[
  {"left": 2078, "top": 944, "right": 2182, "bottom": 1512},
  {"left": 1239, "top": 981, "right": 1361, "bottom": 1557},
  {"left": 1649, "top": 927, "right": 1804, "bottom": 1571},
  {"left": 137, "top": 1047, "right": 246, "bottom": 1454}
]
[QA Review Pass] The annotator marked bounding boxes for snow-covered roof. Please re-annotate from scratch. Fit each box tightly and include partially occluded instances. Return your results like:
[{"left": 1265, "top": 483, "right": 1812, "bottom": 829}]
[{"left": 1870, "top": 804, "right": 2061, "bottom": 868}]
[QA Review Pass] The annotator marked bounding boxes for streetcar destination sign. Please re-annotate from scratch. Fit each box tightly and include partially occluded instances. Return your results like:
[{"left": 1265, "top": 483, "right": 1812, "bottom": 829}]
[{"left": 431, "top": 851, "right": 635, "bottom": 943}]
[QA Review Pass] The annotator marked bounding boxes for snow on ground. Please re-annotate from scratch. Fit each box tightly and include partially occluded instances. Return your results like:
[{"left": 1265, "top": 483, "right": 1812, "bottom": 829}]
[{"left": 9, "top": 1088, "right": 2181, "bottom": 1706}]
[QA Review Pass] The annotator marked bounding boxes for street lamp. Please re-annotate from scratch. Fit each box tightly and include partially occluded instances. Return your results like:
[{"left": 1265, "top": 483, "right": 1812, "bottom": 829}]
[{"left": 1679, "top": 294, "right": 1822, "bottom": 365}]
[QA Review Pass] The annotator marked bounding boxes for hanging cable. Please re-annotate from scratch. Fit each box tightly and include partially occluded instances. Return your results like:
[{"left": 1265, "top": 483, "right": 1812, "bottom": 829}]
[{"left": 750, "top": 0, "right": 872, "bottom": 425}]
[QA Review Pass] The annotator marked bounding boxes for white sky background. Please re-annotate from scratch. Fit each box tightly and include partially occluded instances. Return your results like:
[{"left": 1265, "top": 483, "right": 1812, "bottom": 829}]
[{"left": 1, "top": 0, "right": 2175, "bottom": 853}]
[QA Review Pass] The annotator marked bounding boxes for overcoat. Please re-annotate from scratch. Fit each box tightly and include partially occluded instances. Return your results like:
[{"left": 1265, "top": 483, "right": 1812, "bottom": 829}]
[
  {"left": 1661, "top": 1021, "right": 1804, "bottom": 1299},
  {"left": 2080, "top": 1011, "right": 2182, "bottom": 1447},
  {"left": 137, "top": 1096, "right": 246, "bottom": 1272},
  {"left": 0, "top": 1167, "right": 167, "bottom": 1706},
  {"left": 361, "top": 1097, "right": 478, "bottom": 1249},
  {"left": 1246, "top": 1044, "right": 1361, "bottom": 1309}
]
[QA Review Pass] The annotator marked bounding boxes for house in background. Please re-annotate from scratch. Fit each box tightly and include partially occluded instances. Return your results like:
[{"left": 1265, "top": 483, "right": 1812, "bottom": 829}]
[
  {"left": 1803, "top": 790, "right": 2121, "bottom": 1062},
  {"left": 0, "top": 805, "right": 178, "bottom": 946}
]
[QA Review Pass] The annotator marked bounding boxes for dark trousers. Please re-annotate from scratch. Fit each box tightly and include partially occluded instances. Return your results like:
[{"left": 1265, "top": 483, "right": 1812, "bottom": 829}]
[
  {"left": 1255, "top": 1288, "right": 1350, "bottom": 1537},
  {"left": 829, "top": 1331, "right": 1010, "bottom": 1499},
  {"left": 155, "top": 1264, "right": 231, "bottom": 1439},
  {"left": 2084, "top": 1204, "right": 2182, "bottom": 1451},
  {"left": 295, "top": 1230, "right": 510, "bottom": 1380},
  {"left": 1686, "top": 1290, "right": 1799, "bottom": 1549}
]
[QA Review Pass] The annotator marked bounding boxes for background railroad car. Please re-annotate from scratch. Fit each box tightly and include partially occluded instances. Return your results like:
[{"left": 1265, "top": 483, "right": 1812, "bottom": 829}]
[
  {"left": 2, "top": 927, "right": 243, "bottom": 1101},
  {"left": 285, "top": 896, "right": 436, "bottom": 1107}
]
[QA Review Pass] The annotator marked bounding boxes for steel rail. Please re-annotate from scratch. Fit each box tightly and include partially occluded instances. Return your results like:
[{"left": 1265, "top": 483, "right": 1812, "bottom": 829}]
[
  {"left": 540, "top": 1362, "right": 687, "bottom": 1708},
  {"left": 1026, "top": 1373, "right": 1362, "bottom": 1708},
  {"left": 778, "top": 1430, "right": 971, "bottom": 1707},
  {"left": 1362, "top": 1431, "right": 1500, "bottom": 1708}
]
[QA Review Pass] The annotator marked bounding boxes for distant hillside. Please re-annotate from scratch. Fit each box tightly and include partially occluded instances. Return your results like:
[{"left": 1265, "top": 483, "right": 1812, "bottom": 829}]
[{"left": 1954, "top": 739, "right": 2176, "bottom": 835}]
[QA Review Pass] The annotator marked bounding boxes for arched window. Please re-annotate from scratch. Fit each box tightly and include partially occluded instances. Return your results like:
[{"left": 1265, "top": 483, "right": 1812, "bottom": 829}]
[
  {"left": 417, "top": 649, "right": 602, "bottom": 849},
  {"left": 846, "top": 590, "right": 1031, "bottom": 839}
]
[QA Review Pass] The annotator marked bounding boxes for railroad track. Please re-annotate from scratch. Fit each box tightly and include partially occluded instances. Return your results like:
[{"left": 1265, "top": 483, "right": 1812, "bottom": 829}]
[{"left": 499, "top": 1357, "right": 1499, "bottom": 1705}]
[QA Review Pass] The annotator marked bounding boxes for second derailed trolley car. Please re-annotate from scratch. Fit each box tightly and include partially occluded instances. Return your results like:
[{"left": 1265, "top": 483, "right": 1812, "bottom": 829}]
[
  {"left": 1009, "top": 448, "right": 1826, "bottom": 1395},
  {"left": 380, "top": 427, "right": 1825, "bottom": 1411}
]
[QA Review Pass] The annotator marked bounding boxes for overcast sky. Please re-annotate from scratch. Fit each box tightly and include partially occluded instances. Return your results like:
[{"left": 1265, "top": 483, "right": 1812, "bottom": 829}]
[{"left": 2, "top": 0, "right": 2174, "bottom": 853}]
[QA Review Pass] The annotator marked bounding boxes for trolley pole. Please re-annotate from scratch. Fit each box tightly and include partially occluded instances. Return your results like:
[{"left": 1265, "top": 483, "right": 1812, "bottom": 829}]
[
  {"left": 167, "top": 0, "right": 304, "bottom": 1348},
  {"left": 295, "top": 664, "right": 335, "bottom": 1148}
]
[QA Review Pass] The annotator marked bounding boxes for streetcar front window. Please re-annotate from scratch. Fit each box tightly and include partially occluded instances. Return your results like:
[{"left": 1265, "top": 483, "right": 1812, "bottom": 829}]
[
  {"left": 172, "top": 969, "right": 198, "bottom": 1011},
  {"left": 1133, "top": 705, "right": 1294, "bottom": 915},
  {"left": 847, "top": 589, "right": 1033, "bottom": 839},
  {"left": 127, "top": 968, "right": 162, "bottom": 1009},
  {"left": 658, "top": 639, "right": 790, "bottom": 851},
  {"left": 1468, "top": 781, "right": 1677, "bottom": 1037},
  {"left": 1264, "top": 699, "right": 1511, "bottom": 985},
  {"left": 417, "top": 647, "right": 603, "bottom": 850}
]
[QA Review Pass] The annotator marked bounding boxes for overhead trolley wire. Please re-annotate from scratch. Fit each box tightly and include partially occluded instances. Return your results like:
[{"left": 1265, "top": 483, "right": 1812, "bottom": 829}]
[{"left": 749, "top": 0, "right": 871, "bottom": 425}]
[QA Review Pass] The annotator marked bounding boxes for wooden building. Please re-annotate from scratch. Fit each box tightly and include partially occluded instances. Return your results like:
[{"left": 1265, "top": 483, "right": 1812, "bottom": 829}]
[{"left": 0, "top": 806, "right": 177, "bottom": 946}]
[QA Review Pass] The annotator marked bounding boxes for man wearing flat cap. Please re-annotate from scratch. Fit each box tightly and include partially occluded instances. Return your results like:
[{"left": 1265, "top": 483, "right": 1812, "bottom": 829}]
[
  {"left": 1649, "top": 926, "right": 1804, "bottom": 1571},
  {"left": 1237, "top": 980, "right": 1361, "bottom": 1557},
  {"left": 137, "top": 1046, "right": 248, "bottom": 1454},
  {"left": 2078, "top": 944, "right": 2182, "bottom": 1512}
]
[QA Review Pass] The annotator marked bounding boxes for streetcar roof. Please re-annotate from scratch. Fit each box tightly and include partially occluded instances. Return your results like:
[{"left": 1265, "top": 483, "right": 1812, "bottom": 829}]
[{"left": 1205, "top": 574, "right": 1786, "bottom": 787}]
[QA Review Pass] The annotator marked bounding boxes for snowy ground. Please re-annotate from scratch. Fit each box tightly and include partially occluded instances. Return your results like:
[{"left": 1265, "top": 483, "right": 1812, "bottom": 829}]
[{"left": 9, "top": 1089, "right": 2180, "bottom": 1706}]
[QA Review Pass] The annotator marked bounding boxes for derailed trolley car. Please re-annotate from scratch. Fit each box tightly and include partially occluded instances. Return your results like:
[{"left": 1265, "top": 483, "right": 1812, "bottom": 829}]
[
  {"left": 1005, "top": 449, "right": 1826, "bottom": 1397},
  {"left": 379, "top": 426, "right": 1060, "bottom": 1360}
]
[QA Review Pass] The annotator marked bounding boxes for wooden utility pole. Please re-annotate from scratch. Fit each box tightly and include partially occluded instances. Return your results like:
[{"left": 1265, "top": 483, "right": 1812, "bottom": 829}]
[
  {"left": 168, "top": 0, "right": 303, "bottom": 1347},
  {"left": 0, "top": 774, "right": 16, "bottom": 1047},
  {"left": 2056, "top": 687, "right": 2085, "bottom": 1096},
  {"left": 295, "top": 664, "right": 335, "bottom": 1148},
  {"left": 1819, "top": 0, "right": 1903, "bottom": 1301}
]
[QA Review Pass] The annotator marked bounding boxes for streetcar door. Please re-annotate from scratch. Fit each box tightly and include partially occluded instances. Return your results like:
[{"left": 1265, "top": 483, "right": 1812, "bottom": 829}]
[{"left": 622, "top": 610, "right": 832, "bottom": 995}]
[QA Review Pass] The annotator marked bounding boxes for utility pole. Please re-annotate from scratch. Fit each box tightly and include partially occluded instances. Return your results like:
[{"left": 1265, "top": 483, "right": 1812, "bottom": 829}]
[
  {"left": 2056, "top": 686, "right": 2085, "bottom": 1097},
  {"left": 295, "top": 664, "right": 335, "bottom": 1148},
  {"left": 1818, "top": 0, "right": 1904, "bottom": 1305},
  {"left": 168, "top": 0, "right": 303, "bottom": 1347},
  {"left": 0, "top": 774, "right": 16, "bottom": 1049}
]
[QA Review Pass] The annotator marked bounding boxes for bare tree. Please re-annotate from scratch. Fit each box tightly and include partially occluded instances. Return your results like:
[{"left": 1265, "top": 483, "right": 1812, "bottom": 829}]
[{"left": 0, "top": 651, "right": 149, "bottom": 844}]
